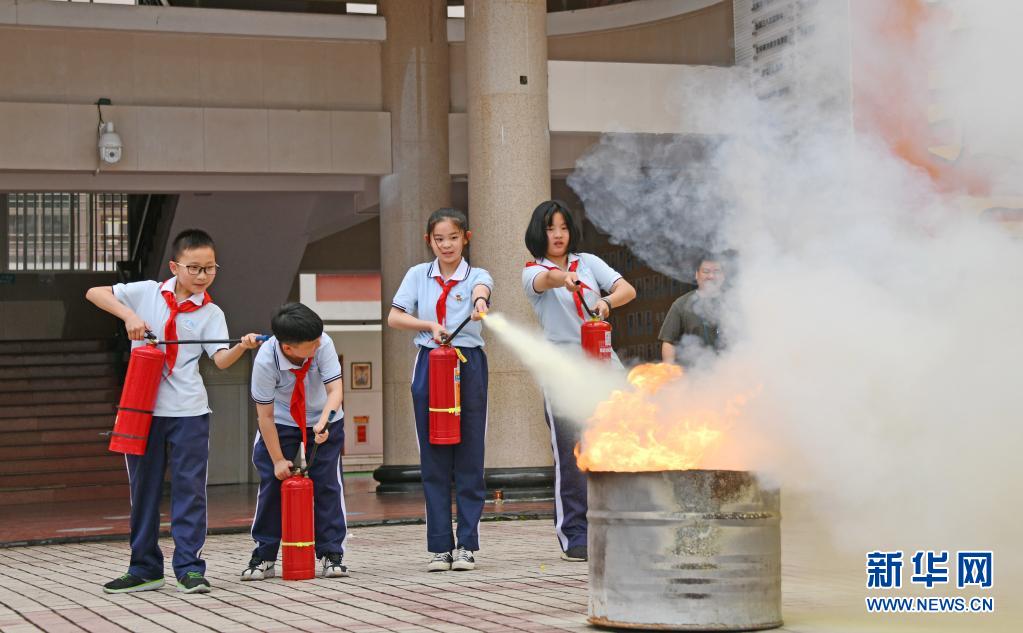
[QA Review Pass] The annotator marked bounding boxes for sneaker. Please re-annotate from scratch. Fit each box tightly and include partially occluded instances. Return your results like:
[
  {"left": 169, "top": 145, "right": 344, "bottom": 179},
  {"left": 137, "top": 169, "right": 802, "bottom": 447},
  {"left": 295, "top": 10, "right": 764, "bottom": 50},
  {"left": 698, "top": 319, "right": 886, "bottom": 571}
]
[
  {"left": 321, "top": 552, "right": 350, "bottom": 578},
  {"left": 451, "top": 546, "right": 476, "bottom": 571},
  {"left": 561, "top": 545, "right": 587, "bottom": 562},
  {"left": 103, "top": 573, "right": 164, "bottom": 594},
  {"left": 176, "top": 571, "right": 211, "bottom": 594},
  {"left": 427, "top": 551, "right": 453, "bottom": 572},
  {"left": 241, "top": 556, "right": 275, "bottom": 581}
]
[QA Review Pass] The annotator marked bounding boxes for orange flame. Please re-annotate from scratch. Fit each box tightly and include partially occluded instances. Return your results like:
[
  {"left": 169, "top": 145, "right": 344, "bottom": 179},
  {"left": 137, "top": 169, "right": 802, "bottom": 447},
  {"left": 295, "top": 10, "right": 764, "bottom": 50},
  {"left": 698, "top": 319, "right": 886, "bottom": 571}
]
[{"left": 576, "top": 363, "right": 748, "bottom": 472}]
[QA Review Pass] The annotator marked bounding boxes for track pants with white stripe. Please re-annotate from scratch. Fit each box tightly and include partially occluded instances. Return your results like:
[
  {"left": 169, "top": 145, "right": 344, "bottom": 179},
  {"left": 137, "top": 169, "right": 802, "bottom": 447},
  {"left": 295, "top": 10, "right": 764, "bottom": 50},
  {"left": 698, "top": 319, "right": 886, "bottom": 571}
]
[
  {"left": 125, "top": 414, "right": 209, "bottom": 580},
  {"left": 543, "top": 398, "right": 588, "bottom": 552},
  {"left": 250, "top": 422, "right": 348, "bottom": 560},
  {"left": 411, "top": 345, "right": 488, "bottom": 553}
]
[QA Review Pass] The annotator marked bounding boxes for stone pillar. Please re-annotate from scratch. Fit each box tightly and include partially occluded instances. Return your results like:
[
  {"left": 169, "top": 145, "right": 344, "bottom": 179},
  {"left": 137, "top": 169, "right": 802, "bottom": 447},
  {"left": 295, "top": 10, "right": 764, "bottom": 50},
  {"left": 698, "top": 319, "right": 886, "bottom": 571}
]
[
  {"left": 374, "top": 0, "right": 450, "bottom": 492},
  {"left": 465, "top": 0, "right": 554, "bottom": 487}
]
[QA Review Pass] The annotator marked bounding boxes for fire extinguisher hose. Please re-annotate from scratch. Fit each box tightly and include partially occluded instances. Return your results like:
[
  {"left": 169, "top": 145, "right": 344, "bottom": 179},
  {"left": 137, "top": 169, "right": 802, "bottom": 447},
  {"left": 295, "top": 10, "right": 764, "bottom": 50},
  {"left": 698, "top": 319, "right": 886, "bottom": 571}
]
[
  {"left": 437, "top": 314, "right": 473, "bottom": 363},
  {"left": 439, "top": 314, "right": 474, "bottom": 347},
  {"left": 144, "top": 331, "right": 270, "bottom": 345},
  {"left": 576, "top": 289, "right": 600, "bottom": 319},
  {"left": 303, "top": 409, "right": 337, "bottom": 475}
]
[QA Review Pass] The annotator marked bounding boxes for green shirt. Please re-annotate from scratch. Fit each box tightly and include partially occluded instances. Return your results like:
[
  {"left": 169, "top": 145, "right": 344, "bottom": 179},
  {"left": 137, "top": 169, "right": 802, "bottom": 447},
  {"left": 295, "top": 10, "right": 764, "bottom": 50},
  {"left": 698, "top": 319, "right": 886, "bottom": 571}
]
[{"left": 658, "top": 290, "right": 723, "bottom": 351}]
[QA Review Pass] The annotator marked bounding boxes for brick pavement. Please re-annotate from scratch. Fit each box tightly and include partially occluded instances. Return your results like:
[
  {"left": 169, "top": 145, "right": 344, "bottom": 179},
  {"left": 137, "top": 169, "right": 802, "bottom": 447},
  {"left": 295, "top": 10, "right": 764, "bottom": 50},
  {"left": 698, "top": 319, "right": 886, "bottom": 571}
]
[
  {"left": 1, "top": 519, "right": 1018, "bottom": 633},
  {"left": 0, "top": 521, "right": 590, "bottom": 633}
]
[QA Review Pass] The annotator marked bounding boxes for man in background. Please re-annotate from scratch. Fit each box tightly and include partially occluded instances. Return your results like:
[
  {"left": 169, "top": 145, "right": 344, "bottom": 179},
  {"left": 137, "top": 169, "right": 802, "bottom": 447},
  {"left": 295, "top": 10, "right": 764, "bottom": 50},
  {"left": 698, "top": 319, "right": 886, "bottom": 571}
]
[{"left": 659, "top": 252, "right": 727, "bottom": 366}]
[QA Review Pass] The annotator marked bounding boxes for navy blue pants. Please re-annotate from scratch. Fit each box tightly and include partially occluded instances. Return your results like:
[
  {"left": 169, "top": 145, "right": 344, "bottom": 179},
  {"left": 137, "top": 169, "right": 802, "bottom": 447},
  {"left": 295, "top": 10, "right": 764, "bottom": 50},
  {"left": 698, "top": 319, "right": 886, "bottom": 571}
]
[
  {"left": 412, "top": 345, "right": 488, "bottom": 553},
  {"left": 544, "top": 395, "right": 587, "bottom": 551},
  {"left": 250, "top": 422, "right": 347, "bottom": 561},
  {"left": 125, "top": 414, "right": 209, "bottom": 580}
]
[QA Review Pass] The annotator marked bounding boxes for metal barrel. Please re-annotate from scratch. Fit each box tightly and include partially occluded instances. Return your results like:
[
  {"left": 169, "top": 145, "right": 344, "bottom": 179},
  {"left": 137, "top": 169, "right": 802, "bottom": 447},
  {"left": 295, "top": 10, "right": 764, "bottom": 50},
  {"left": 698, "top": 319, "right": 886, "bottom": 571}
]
[{"left": 588, "top": 470, "right": 782, "bottom": 631}]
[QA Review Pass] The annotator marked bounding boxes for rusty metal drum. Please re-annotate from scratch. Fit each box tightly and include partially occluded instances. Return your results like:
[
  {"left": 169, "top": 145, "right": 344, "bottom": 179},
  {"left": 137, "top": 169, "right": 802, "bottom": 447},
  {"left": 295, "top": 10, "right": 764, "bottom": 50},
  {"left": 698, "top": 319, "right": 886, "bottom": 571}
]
[{"left": 588, "top": 470, "right": 782, "bottom": 631}]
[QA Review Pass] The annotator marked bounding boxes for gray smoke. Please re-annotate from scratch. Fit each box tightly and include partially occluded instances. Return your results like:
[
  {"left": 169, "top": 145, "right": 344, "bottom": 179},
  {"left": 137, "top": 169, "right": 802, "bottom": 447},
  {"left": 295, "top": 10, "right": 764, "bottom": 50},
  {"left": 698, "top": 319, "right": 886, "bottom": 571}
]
[
  {"left": 568, "top": 133, "right": 736, "bottom": 280},
  {"left": 567, "top": 0, "right": 1023, "bottom": 605}
]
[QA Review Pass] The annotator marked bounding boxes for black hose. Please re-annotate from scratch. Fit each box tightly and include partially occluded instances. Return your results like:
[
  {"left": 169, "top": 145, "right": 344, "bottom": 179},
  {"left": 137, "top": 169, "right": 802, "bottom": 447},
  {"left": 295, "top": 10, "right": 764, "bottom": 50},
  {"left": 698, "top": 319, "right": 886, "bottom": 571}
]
[
  {"left": 440, "top": 314, "right": 474, "bottom": 346},
  {"left": 305, "top": 409, "right": 337, "bottom": 474},
  {"left": 575, "top": 289, "right": 599, "bottom": 319},
  {"left": 144, "top": 332, "right": 269, "bottom": 345}
]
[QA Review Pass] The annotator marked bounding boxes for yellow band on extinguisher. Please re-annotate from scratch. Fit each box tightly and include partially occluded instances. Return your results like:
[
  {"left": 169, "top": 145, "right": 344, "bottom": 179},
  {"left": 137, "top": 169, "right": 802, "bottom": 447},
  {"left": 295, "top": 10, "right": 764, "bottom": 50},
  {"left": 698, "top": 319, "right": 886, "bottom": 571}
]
[
  {"left": 428, "top": 407, "right": 461, "bottom": 414},
  {"left": 281, "top": 541, "right": 315, "bottom": 547},
  {"left": 455, "top": 348, "right": 467, "bottom": 363}
]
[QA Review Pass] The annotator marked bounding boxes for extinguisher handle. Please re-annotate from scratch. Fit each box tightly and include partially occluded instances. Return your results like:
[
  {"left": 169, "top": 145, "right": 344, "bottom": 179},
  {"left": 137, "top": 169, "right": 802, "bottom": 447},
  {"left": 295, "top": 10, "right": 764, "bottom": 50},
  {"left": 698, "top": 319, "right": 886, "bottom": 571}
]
[
  {"left": 441, "top": 315, "right": 474, "bottom": 346},
  {"left": 304, "top": 409, "right": 337, "bottom": 475}
]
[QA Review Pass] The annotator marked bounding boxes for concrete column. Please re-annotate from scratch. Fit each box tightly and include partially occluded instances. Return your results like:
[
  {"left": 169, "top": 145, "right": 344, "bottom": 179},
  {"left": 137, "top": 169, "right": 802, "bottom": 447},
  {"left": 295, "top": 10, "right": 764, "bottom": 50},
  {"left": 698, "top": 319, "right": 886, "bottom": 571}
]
[
  {"left": 465, "top": 0, "right": 554, "bottom": 476},
  {"left": 0, "top": 194, "right": 7, "bottom": 272},
  {"left": 375, "top": 0, "right": 451, "bottom": 491}
]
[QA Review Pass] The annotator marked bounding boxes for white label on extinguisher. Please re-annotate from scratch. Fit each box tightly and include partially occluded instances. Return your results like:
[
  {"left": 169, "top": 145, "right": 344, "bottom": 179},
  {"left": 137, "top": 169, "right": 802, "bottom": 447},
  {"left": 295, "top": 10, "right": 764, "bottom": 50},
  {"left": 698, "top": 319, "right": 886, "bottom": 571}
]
[
  {"left": 603, "top": 332, "right": 612, "bottom": 345},
  {"left": 453, "top": 362, "right": 461, "bottom": 416}
]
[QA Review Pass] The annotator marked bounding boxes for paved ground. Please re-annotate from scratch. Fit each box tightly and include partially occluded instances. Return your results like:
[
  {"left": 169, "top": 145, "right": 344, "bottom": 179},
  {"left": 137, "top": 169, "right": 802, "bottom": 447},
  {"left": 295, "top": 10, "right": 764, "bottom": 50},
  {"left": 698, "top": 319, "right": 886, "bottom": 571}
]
[
  {"left": 0, "top": 521, "right": 586, "bottom": 633},
  {"left": 0, "top": 519, "right": 1017, "bottom": 632}
]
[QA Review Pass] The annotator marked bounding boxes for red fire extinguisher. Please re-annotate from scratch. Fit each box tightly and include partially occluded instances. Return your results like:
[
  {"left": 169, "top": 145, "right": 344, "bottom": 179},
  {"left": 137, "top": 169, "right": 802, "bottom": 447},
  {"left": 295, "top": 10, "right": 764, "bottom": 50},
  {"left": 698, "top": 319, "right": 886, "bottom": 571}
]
[
  {"left": 281, "top": 470, "right": 315, "bottom": 580},
  {"left": 281, "top": 411, "right": 336, "bottom": 581},
  {"left": 428, "top": 315, "right": 472, "bottom": 445},
  {"left": 109, "top": 333, "right": 268, "bottom": 455},
  {"left": 577, "top": 290, "right": 613, "bottom": 362},
  {"left": 109, "top": 343, "right": 165, "bottom": 455}
]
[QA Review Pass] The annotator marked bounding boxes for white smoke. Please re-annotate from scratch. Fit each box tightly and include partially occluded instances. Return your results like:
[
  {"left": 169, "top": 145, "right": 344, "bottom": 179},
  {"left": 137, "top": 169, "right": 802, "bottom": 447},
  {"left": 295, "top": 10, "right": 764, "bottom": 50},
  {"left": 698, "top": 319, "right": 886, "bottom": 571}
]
[
  {"left": 481, "top": 313, "right": 627, "bottom": 422},
  {"left": 564, "top": 0, "right": 1022, "bottom": 602}
]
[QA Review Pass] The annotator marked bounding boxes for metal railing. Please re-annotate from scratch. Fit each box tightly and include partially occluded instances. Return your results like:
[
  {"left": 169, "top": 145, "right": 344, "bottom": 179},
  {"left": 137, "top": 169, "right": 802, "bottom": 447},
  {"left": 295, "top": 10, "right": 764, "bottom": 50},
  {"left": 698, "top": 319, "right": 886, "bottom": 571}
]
[
  {"left": 116, "top": 194, "right": 166, "bottom": 283},
  {"left": 5, "top": 193, "right": 130, "bottom": 272}
]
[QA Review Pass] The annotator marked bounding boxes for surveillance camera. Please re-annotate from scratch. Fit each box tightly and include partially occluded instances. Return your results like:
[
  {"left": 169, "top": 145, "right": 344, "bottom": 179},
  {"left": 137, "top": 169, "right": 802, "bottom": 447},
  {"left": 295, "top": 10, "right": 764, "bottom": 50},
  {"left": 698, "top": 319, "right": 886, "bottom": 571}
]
[{"left": 98, "top": 121, "right": 123, "bottom": 165}]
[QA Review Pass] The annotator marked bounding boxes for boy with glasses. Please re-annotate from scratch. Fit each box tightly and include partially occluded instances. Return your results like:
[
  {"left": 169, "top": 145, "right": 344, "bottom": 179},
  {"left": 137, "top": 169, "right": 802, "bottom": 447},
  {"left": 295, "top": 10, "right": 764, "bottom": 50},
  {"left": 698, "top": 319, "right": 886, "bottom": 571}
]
[{"left": 86, "top": 229, "right": 262, "bottom": 594}]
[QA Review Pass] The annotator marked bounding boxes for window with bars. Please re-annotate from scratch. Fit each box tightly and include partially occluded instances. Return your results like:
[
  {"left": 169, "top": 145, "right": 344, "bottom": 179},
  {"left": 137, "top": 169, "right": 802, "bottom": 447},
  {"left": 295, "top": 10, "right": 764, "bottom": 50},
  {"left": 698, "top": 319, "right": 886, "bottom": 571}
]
[{"left": 5, "top": 193, "right": 130, "bottom": 272}]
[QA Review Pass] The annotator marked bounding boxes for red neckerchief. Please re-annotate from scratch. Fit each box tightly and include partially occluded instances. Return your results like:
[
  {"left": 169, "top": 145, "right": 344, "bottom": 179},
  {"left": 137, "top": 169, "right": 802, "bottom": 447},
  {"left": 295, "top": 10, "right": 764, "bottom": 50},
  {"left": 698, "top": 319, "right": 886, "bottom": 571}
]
[
  {"left": 434, "top": 277, "right": 459, "bottom": 326},
  {"left": 289, "top": 356, "right": 313, "bottom": 447},
  {"left": 160, "top": 288, "right": 212, "bottom": 376},
  {"left": 525, "top": 259, "right": 591, "bottom": 319}
]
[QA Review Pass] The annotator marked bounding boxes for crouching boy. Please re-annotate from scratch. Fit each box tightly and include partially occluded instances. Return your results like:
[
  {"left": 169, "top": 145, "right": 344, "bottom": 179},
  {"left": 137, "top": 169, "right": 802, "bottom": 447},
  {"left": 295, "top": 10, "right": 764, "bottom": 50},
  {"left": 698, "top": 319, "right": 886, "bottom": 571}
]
[{"left": 243, "top": 302, "right": 349, "bottom": 580}]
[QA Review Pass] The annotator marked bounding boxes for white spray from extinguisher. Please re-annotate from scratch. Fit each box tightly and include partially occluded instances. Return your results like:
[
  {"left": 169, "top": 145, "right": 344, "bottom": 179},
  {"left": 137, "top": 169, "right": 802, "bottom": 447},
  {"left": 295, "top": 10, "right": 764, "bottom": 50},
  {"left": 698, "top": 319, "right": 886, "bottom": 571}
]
[{"left": 480, "top": 312, "right": 627, "bottom": 423}]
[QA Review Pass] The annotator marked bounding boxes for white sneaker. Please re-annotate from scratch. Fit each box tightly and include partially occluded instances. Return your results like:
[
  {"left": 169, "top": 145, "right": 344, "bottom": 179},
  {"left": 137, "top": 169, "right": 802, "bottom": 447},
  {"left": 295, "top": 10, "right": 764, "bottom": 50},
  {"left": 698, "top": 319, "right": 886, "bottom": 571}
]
[
  {"left": 240, "top": 557, "right": 275, "bottom": 581},
  {"left": 427, "top": 551, "right": 453, "bottom": 572},
  {"left": 321, "top": 553, "right": 350, "bottom": 578},
  {"left": 451, "top": 546, "right": 476, "bottom": 571}
]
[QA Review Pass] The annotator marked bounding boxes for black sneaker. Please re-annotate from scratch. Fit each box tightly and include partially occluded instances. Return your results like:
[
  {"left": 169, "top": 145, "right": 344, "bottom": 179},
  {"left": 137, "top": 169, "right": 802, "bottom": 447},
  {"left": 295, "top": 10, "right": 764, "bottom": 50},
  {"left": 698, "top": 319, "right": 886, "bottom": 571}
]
[
  {"left": 427, "top": 551, "right": 453, "bottom": 572},
  {"left": 561, "top": 545, "right": 587, "bottom": 562},
  {"left": 176, "top": 571, "right": 211, "bottom": 594},
  {"left": 451, "top": 546, "right": 476, "bottom": 571},
  {"left": 321, "top": 552, "right": 350, "bottom": 578},
  {"left": 241, "top": 556, "right": 275, "bottom": 581},
  {"left": 103, "top": 573, "right": 164, "bottom": 594}
]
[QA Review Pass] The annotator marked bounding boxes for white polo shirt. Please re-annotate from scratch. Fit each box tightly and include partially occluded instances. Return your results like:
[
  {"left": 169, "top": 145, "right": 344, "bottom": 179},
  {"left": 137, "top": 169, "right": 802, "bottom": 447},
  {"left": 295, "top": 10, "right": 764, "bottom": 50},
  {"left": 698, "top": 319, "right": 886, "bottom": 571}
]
[
  {"left": 391, "top": 257, "right": 494, "bottom": 349},
  {"left": 522, "top": 252, "right": 624, "bottom": 346},
  {"left": 112, "top": 278, "right": 230, "bottom": 417},
  {"left": 250, "top": 334, "right": 343, "bottom": 428}
]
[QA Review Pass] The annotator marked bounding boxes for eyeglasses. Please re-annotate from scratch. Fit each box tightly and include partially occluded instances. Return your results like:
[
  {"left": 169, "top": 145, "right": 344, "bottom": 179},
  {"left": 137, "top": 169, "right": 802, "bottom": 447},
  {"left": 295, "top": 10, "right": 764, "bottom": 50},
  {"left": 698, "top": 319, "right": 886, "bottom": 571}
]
[{"left": 174, "top": 262, "right": 220, "bottom": 276}]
